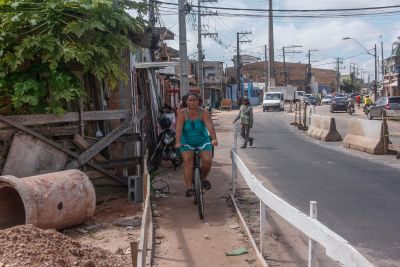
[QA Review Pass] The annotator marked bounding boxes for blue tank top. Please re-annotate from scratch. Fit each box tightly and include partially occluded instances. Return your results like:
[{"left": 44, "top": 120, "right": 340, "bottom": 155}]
[{"left": 181, "top": 108, "right": 209, "bottom": 146}]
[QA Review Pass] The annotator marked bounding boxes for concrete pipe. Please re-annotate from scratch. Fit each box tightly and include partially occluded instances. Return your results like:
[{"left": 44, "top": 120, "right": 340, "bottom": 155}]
[{"left": 0, "top": 169, "right": 96, "bottom": 230}]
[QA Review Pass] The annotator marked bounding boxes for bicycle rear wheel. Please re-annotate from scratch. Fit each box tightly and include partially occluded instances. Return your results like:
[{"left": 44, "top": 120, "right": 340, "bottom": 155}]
[{"left": 194, "top": 168, "right": 204, "bottom": 219}]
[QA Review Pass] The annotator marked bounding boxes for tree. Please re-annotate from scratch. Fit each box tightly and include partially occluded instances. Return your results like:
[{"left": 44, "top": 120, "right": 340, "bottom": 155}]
[
  {"left": 392, "top": 36, "right": 400, "bottom": 56},
  {"left": 0, "top": 0, "right": 147, "bottom": 114}
]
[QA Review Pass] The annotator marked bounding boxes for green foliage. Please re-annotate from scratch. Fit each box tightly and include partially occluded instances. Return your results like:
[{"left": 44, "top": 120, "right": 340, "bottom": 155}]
[
  {"left": 0, "top": 0, "right": 147, "bottom": 114},
  {"left": 392, "top": 37, "right": 400, "bottom": 56}
]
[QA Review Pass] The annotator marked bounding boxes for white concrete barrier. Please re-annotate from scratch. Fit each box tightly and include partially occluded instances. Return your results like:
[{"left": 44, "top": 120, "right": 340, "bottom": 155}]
[
  {"left": 343, "top": 119, "right": 384, "bottom": 154},
  {"left": 307, "top": 115, "right": 342, "bottom": 142}
]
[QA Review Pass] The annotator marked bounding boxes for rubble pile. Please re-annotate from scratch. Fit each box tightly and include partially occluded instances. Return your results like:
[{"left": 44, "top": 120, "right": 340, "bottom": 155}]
[{"left": 0, "top": 224, "right": 127, "bottom": 267}]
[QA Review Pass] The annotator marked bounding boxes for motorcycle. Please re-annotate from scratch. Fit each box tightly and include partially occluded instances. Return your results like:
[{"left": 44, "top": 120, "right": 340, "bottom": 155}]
[
  {"left": 363, "top": 103, "right": 371, "bottom": 115},
  {"left": 347, "top": 102, "right": 355, "bottom": 115},
  {"left": 148, "top": 109, "right": 182, "bottom": 173}
]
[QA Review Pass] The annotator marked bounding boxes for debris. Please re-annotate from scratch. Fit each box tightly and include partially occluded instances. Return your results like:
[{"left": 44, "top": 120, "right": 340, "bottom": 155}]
[
  {"left": 227, "top": 224, "right": 240, "bottom": 229},
  {"left": 226, "top": 247, "right": 248, "bottom": 256},
  {"left": 115, "top": 248, "right": 124, "bottom": 255},
  {"left": 85, "top": 224, "right": 103, "bottom": 232},
  {"left": 271, "top": 233, "right": 279, "bottom": 241},
  {"left": 203, "top": 233, "right": 210, "bottom": 240},
  {"left": 155, "top": 235, "right": 164, "bottom": 240},
  {"left": 113, "top": 216, "right": 142, "bottom": 228},
  {"left": 77, "top": 228, "right": 88, "bottom": 234},
  {"left": 2, "top": 132, "right": 68, "bottom": 177}
]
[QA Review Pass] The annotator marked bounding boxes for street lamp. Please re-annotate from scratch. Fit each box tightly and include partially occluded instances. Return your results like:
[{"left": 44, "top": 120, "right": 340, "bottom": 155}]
[{"left": 343, "top": 37, "right": 377, "bottom": 100}]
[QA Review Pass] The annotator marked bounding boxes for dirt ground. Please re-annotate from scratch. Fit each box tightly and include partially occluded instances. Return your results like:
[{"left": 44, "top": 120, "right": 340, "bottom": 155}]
[
  {"left": 64, "top": 195, "right": 143, "bottom": 267},
  {"left": 0, "top": 224, "right": 126, "bottom": 267},
  {"left": 0, "top": 191, "right": 143, "bottom": 267}
]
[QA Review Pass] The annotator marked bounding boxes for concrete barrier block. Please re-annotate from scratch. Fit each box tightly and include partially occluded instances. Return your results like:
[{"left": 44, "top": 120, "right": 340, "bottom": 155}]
[
  {"left": 307, "top": 115, "right": 342, "bottom": 142},
  {"left": 342, "top": 119, "right": 384, "bottom": 155}
]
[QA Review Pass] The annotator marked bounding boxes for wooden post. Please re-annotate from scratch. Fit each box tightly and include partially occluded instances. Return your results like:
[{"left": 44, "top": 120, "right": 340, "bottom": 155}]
[
  {"left": 79, "top": 99, "right": 85, "bottom": 137},
  {"left": 130, "top": 240, "right": 139, "bottom": 267}
]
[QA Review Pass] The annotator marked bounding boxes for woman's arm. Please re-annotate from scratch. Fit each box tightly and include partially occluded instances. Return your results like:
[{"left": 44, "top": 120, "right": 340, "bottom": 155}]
[
  {"left": 202, "top": 108, "right": 218, "bottom": 146},
  {"left": 175, "top": 109, "right": 185, "bottom": 147}
]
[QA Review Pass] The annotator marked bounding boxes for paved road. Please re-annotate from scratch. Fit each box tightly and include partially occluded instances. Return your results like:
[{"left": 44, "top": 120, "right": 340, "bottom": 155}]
[{"left": 237, "top": 107, "right": 400, "bottom": 266}]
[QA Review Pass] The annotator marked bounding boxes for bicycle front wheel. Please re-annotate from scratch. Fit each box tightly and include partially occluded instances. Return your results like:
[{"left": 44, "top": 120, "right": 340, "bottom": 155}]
[{"left": 194, "top": 168, "right": 204, "bottom": 220}]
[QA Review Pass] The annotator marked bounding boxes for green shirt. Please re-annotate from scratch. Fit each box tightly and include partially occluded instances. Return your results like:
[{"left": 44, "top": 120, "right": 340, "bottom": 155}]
[{"left": 235, "top": 104, "right": 253, "bottom": 126}]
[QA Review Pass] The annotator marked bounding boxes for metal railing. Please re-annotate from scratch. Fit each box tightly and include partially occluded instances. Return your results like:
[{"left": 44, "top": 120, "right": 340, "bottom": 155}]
[{"left": 231, "top": 125, "right": 374, "bottom": 267}]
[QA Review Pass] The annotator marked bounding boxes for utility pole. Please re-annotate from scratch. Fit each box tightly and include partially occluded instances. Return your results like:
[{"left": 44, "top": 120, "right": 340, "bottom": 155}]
[
  {"left": 350, "top": 63, "right": 356, "bottom": 91},
  {"left": 374, "top": 44, "right": 378, "bottom": 100},
  {"left": 197, "top": 0, "right": 217, "bottom": 102},
  {"left": 264, "top": 45, "right": 268, "bottom": 93},
  {"left": 335, "top": 58, "right": 344, "bottom": 93},
  {"left": 282, "top": 45, "right": 302, "bottom": 86},
  {"left": 268, "top": 0, "right": 275, "bottom": 87},
  {"left": 178, "top": 0, "right": 190, "bottom": 96},
  {"left": 236, "top": 32, "right": 252, "bottom": 100},
  {"left": 381, "top": 37, "right": 384, "bottom": 94},
  {"left": 306, "top": 49, "right": 318, "bottom": 93},
  {"left": 149, "top": 0, "right": 156, "bottom": 27}
]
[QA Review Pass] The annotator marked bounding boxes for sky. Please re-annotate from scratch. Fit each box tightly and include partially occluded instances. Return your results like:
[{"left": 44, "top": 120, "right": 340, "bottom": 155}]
[{"left": 154, "top": 0, "right": 400, "bottom": 82}]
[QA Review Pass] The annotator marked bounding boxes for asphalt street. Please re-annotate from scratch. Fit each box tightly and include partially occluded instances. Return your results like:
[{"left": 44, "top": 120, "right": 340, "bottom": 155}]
[{"left": 237, "top": 107, "right": 400, "bottom": 266}]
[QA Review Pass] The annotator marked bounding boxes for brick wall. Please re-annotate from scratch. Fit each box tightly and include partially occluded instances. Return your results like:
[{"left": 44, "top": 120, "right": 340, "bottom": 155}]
[{"left": 226, "top": 61, "right": 336, "bottom": 88}]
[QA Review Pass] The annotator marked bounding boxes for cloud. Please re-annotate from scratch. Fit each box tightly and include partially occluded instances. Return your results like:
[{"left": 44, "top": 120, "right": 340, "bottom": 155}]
[{"left": 158, "top": 0, "right": 400, "bottom": 78}]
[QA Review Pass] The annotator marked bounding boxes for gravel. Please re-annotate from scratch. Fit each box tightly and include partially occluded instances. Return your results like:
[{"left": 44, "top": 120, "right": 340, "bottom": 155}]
[{"left": 0, "top": 224, "right": 127, "bottom": 267}]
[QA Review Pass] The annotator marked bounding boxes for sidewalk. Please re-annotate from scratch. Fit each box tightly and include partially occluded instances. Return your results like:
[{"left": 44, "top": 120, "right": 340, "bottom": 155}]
[{"left": 152, "top": 110, "right": 257, "bottom": 267}]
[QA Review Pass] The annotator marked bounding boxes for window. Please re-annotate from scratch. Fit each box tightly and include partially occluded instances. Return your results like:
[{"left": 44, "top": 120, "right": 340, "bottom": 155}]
[
  {"left": 265, "top": 94, "right": 282, "bottom": 100},
  {"left": 389, "top": 97, "right": 400, "bottom": 104}
]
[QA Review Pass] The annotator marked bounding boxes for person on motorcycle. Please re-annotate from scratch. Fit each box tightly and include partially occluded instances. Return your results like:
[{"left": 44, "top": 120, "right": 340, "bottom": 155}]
[
  {"left": 175, "top": 93, "right": 218, "bottom": 197},
  {"left": 346, "top": 96, "right": 355, "bottom": 113},
  {"left": 355, "top": 94, "right": 361, "bottom": 109},
  {"left": 364, "top": 95, "right": 373, "bottom": 106}
]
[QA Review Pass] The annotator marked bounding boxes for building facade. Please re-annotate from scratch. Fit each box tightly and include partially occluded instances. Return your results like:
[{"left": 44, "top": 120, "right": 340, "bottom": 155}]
[{"left": 383, "top": 55, "right": 400, "bottom": 96}]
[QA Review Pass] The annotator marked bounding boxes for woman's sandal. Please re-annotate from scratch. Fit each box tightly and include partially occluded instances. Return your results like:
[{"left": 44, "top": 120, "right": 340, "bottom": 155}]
[
  {"left": 203, "top": 180, "right": 211, "bottom": 190},
  {"left": 185, "top": 189, "right": 194, "bottom": 197}
]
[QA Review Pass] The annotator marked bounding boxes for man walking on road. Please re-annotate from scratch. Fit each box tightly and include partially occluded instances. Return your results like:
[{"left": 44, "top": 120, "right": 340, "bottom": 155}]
[{"left": 233, "top": 96, "right": 254, "bottom": 149}]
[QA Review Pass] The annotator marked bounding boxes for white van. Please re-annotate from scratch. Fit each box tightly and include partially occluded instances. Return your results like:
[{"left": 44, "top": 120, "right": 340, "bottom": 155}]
[
  {"left": 263, "top": 92, "right": 284, "bottom": 112},
  {"left": 295, "top": 91, "right": 306, "bottom": 102}
]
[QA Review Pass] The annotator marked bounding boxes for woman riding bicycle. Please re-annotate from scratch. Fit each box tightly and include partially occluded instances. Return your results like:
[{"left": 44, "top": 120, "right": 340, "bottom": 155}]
[{"left": 175, "top": 93, "right": 218, "bottom": 197}]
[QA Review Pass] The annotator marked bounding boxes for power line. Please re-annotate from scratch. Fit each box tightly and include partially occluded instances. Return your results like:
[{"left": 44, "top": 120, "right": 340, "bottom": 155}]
[{"left": 155, "top": 1, "right": 400, "bottom": 13}]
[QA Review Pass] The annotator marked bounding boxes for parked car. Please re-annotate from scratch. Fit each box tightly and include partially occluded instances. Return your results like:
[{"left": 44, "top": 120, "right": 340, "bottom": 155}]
[
  {"left": 321, "top": 95, "right": 333, "bottom": 105},
  {"left": 366, "top": 96, "right": 400, "bottom": 119},
  {"left": 304, "top": 95, "right": 319, "bottom": 105},
  {"left": 330, "top": 97, "right": 347, "bottom": 112}
]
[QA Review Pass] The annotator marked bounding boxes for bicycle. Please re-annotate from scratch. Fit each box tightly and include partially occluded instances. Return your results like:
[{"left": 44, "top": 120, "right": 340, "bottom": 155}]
[{"left": 182, "top": 143, "right": 211, "bottom": 220}]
